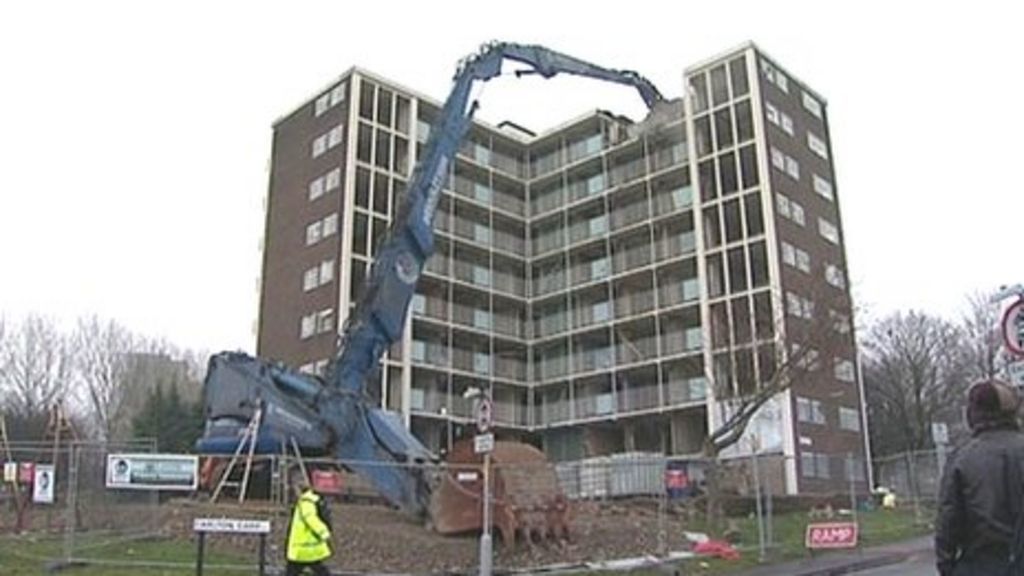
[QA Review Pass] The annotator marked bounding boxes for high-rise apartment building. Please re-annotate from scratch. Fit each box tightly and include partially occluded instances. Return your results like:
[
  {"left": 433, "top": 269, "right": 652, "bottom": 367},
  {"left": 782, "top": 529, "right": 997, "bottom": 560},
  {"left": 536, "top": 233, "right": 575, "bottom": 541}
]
[{"left": 257, "top": 42, "right": 868, "bottom": 494}]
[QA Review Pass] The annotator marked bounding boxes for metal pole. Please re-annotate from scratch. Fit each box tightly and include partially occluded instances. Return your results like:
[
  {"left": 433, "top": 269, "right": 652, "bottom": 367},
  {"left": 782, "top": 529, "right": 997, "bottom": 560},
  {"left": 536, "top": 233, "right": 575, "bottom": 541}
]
[
  {"left": 848, "top": 452, "right": 857, "bottom": 524},
  {"left": 196, "top": 531, "right": 205, "bottom": 576},
  {"left": 479, "top": 452, "right": 492, "bottom": 576},
  {"left": 258, "top": 533, "right": 266, "bottom": 576},
  {"left": 751, "top": 447, "right": 765, "bottom": 562}
]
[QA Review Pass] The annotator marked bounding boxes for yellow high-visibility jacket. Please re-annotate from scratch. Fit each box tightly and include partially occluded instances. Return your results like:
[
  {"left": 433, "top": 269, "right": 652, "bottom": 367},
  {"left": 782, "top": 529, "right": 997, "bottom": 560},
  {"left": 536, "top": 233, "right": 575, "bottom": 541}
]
[{"left": 286, "top": 489, "right": 332, "bottom": 563}]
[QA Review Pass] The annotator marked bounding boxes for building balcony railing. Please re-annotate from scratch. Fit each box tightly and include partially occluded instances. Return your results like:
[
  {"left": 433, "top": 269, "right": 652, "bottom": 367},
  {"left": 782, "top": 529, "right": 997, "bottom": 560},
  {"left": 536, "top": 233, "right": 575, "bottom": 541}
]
[
  {"left": 492, "top": 229, "right": 526, "bottom": 257},
  {"left": 538, "top": 400, "right": 572, "bottom": 424},
  {"left": 411, "top": 341, "right": 449, "bottom": 368},
  {"left": 536, "top": 357, "right": 569, "bottom": 380},
  {"left": 615, "top": 290, "right": 655, "bottom": 318},
  {"left": 618, "top": 385, "right": 659, "bottom": 413},
  {"left": 412, "top": 296, "right": 448, "bottom": 322},
  {"left": 650, "top": 142, "right": 687, "bottom": 173},
  {"left": 493, "top": 190, "right": 525, "bottom": 216},
  {"left": 654, "top": 232, "right": 696, "bottom": 261},
  {"left": 574, "top": 348, "right": 613, "bottom": 373},
  {"left": 664, "top": 376, "right": 707, "bottom": 404},
  {"left": 494, "top": 356, "right": 527, "bottom": 381},
  {"left": 531, "top": 231, "right": 565, "bottom": 257},
  {"left": 492, "top": 400, "right": 529, "bottom": 426},
  {"left": 492, "top": 269, "right": 526, "bottom": 297},
  {"left": 424, "top": 253, "right": 449, "bottom": 276},
  {"left": 608, "top": 157, "right": 646, "bottom": 188},
  {"left": 570, "top": 258, "right": 611, "bottom": 286},
  {"left": 575, "top": 392, "right": 616, "bottom": 419},
  {"left": 573, "top": 302, "right": 612, "bottom": 329},
  {"left": 658, "top": 279, "right": 700, "bottom": 308},
  {"left": 652, "top": 186, "right": 694, "bottom": 215},
  {"left": 613, "top": 245, "right": 652, "bottom": 274},
  {"left": 533, "top": 271, "right": 566, "bottom": 297},
  {"left": 661, "top": 329, "right": 703, "bottom": 356},
  {"left": 615, "top": 337, "right": 657, "bottom": 365},
  {"left": 530, "top": 187, "right": 565, "bottom": 217},
  {"left": 492, "top": 313, "right": 525, "bottom": 339},
  {"left": 451, "top": 348, "right": 490, "bottom": 376},
  {"left": 609, "top": 202, "right": 649, "bottom": 231},
  {"left": 533, "top": 312, "right": 568, "bottom": 338},
  {"left": 568, "top": 216, "right": 608, "bottom": 244}
]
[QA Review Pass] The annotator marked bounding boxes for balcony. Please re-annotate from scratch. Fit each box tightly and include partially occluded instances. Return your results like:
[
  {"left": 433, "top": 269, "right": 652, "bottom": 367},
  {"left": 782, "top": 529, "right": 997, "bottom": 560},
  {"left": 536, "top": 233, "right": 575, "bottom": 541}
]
[
  {"left": 492, "top": 268, "right": 526, "bottom": 297},
  {"left": 610, "top": 200, "right": 649, "bottom": 231},
  {"left": 658, "top": 278, "right": 700, "bottom": 308},
  {"left": 613, "top": 244, "right": 652, "bottom": 274},
  {"left": 664, "top": 376, "right": 707, "bottom": 404},
  {"left": 652, "top": 186, "right": 693, "bottom": 215},
  {"left": 494, "top": 356, "right": 527, "bottom": 381},
  {"left": 452, "top": 347, "right": 490, "bottom": 376},
  {"left": 655, "top": 231, "right": 696, "bottom": 261},
  {"left": 411, "top": 340, "right": 448, "bottom": 368},
  {"left": 615, "top": 337, "right": 657, "bottom": 365},
  {"left": 570, "top": 257, "right": 611, "bottom": 286},
  {"left": 618, "top": 385, "right": 660, "bottom": 413},
  {"left": 661, "top": 328, "right": 703, "bottom": 355},
  {"left": 614, "top": 289, "right": 655, "bottom": 318}
]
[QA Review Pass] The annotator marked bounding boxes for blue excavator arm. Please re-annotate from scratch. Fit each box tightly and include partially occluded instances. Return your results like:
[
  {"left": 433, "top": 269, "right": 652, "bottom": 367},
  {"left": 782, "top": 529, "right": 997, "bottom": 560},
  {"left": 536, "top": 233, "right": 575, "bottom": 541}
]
[{"left": 199, "top": 42, "right": 664, "bottom": 517}]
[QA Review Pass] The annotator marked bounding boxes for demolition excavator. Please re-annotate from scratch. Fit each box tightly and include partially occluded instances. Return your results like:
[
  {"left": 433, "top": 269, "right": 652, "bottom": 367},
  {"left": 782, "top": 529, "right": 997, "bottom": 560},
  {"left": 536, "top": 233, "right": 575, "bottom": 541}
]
[{"left": 197, "top": 41, "right": 666, "bottom": 543}]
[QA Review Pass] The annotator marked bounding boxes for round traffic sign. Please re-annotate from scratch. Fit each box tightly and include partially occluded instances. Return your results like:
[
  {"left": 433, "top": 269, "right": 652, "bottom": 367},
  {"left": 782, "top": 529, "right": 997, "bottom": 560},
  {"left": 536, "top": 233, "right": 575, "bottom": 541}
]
[
  {"left": 1003, "top": 300, "right": 1024, "bottom": 357},
  {"left": 475, "top": 397, "right": 493, "bottom": 432}
]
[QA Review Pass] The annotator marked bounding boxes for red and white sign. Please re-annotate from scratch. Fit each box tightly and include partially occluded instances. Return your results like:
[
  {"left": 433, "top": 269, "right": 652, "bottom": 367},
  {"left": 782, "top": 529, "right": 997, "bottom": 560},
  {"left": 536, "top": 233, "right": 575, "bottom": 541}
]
[
  {"left": 806, "top": 522, "right": 858, "bottom": 549},
  {"left": 475, "top": 397, "right": 493, "bottom": 433},
  {"left": 1003, "top": 300, "right": 1024, "bottom": 357}
]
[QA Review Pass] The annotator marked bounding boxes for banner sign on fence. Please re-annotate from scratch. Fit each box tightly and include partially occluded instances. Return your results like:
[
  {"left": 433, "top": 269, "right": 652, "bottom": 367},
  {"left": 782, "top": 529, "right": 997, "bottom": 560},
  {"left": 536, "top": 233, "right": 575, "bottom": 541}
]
[
  {"left": 311, "top": 470, "right": 343, "bottom": 495},
  {"left": 806, "top": 522, "right": 858, "bottom": 549},
  {"left": 3, "top": 462, "right": 16, "bottom": 482},
  {"left": 32, "top": 464, "right": 55, "bottom": 503},
  {"left": 193, "top": 518, "right": 271, "bottom": 534},
  {"left": 18, "top": 462, "right": 34, "bottom": 484},
  {"left": 106, "top": 453, "right": 198, "bottom": 491}
]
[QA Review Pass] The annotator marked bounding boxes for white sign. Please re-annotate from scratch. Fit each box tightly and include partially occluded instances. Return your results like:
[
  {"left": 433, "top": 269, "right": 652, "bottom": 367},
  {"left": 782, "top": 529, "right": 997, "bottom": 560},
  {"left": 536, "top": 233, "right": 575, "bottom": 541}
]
[
  {"left": 931, "top": 422, "right": 949, "bottom": 445},
  {"left": 3, "top": 462, "right": 17, "bottom": 483},
  {"left": 1003, "top": 300, "right": 1024, "bottom": 357},
  {"left": 456, "top": 471, "right": 480, "bottom": 482},
  {"left": 474, "top": 433, "right": 494, "bottom": 454},
  {"left": 1009, "top": 361, "right": 1024, "bottom": 388},
  {"left": 475, "top": 397, "right": 493, "bottom": 433},
  {"left": 33, "top": 464, "right": 55, "bottom": 504},
  {"left": 107, "top": 454, "right": 198, "bottom": 491},
  {"left": 193, "top": 518, "right": 271, "bottom": 534}
]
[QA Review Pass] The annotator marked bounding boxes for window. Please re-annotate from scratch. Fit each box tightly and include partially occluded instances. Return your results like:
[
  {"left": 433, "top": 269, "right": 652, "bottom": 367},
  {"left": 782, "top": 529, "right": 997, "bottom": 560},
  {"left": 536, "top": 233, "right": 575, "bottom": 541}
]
[
  {"left": 314, "top": 94, "right": 330, "bottom": 117},
  {"left": 781, "top": 241, "right": 796, "bottom": 267},
  {"left": 322, "top": 213, "right": 339, "bottom": 237},
  {"left": 327, "top": 124, "right": 344, "bottom": 148},
  {"left": 787, "top": 291, "right": 814, "bottom": 319},
  {"left": 797, "top": 397, "right": 826, "bottom": 424},
  {"left": 790, "top": 200, "right": 805, "bottom": 226},
  {"left": 303, "top": 268, "right": 318, "bottom": 292},
  {"left": 325, "top": 167, "right": 341, "bottom": 192},
  {"left": 796, "top": 249, "right": 811, "bottom": 273},
  {"left": 807, "top": 132, "right": 829, "bottom": 159},
  {"left": 316, "top": 309, "right": 334, "bottom": 334},
  {"left": 845, "top": 456, "right": 866, "bottom": 481},
  {"left": 329, "top": 82, "right": 346, "bottom": 106},
  {"left": 770, "top": 147, "right": 785, "bottom": 169},
  {"left": 801, "top": 451, "right": 817, "bottom": 478},
  {"left": 831, "top": 311, "right": 851, "bottom": 334},
  {"left": 760, "top": 59, "right": 789, "bottom": 93},
  {"left": 818, "top": 218, "right": 839, "bottom": 244},
  {"left": 780, "top": 112, "right": 794, "bottom": 136},
  {"left": 776, "top": 193, "right": 791, "bottom": 219},
  {"left": 300, "top": 314, "right": 316, "bottom": 339},
  {"left": 312, "top": 135, "right": 327, "bottom": 158},
  {"left": 320, "top": 259, "right": 335, "bottom": 284},
  {"left": 813, "top": 174, "right": 833, "bottom": 200},
  {"left": 785, "top": 156, "right": 800, "bottom": 180},
  {"left": 308, "top": 177, "right": 325, "bottom": 201},
  {"left": 825, "top": 263, "right": 846, "bottom": 289},
  {"left": 840, "top": 407, "right": 860, "bottom": 431},
  {"left": 802, "top": 91, "right": 822, "bottom": 118},
  {"left": 816, "top": 453, "right": 830, "bottom": 478},
  {"left": 835, "top": 359, "right": 855, "bottom": 383},
  {"left": 305, "top": 221, "right": 323, "bottom": 246},
  {"left": 765, "top": 102, "right": 780, "bottom": 125}
]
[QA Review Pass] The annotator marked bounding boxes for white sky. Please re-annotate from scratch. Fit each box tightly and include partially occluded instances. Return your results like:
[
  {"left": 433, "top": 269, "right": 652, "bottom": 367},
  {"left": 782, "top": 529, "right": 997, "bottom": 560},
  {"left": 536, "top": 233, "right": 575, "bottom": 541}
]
[{"left": 1, "top": 1, "right": 1020, "bottom": 353}]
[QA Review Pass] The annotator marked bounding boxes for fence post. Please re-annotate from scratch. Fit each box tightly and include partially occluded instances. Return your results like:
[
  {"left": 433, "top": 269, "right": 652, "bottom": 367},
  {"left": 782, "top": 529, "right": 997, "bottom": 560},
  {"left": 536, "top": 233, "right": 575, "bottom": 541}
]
[{"left": 61, "top": 442, "right": 79, "bottom": 565}]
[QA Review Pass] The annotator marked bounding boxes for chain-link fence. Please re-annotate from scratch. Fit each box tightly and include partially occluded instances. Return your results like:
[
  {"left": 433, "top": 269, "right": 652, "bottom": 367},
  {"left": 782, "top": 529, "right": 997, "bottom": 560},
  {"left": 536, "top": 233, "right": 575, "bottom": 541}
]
[{"left": 3, "top": 444, "right": 934, "bottom": 574}]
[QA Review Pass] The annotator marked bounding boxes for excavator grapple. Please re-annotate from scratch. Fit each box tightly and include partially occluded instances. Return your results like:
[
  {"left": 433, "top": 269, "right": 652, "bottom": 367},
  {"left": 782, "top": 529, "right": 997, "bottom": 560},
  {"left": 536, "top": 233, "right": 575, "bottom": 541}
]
[{"left": 431, "top": 440, "right": 569, "bottom": 546}]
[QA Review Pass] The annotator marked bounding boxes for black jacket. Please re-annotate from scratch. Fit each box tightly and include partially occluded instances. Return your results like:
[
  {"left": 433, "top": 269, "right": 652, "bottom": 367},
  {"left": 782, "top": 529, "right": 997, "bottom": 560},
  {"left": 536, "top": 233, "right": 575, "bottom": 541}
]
[{"left": 936, "top": 426, "right": 1024, "bottom": 575}]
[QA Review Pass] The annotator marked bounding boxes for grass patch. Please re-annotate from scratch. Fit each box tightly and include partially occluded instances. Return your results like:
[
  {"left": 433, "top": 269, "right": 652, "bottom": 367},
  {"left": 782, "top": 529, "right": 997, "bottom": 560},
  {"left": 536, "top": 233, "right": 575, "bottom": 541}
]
[{"left": 0, "top": 533, "right": 255, "bottom": 575}]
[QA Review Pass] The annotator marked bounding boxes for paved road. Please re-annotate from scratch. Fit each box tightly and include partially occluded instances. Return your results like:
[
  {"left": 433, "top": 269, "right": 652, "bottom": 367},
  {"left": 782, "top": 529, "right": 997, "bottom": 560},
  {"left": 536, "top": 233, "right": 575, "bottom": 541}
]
[{"left": 857, "top": 548, "right": 935, "bottom": 575}]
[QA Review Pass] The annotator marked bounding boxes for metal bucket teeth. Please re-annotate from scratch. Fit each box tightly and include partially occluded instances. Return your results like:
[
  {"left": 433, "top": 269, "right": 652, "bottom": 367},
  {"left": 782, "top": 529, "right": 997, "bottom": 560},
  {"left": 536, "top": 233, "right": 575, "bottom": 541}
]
[{"left": 429, "top": 440, "right": 570, "bottom": 547}]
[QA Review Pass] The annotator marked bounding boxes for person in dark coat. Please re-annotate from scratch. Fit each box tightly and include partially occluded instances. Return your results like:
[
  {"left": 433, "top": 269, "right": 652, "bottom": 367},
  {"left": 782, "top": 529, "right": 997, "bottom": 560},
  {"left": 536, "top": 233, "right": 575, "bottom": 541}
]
[{"left": 936, "top": 378, "right": 1024, "bottom": 575}]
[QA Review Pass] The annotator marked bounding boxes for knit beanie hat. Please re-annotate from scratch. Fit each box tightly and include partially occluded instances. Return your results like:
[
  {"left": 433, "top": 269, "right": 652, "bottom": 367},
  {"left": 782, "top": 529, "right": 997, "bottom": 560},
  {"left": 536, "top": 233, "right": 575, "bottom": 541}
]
[{"left": 966, "top": 379, "right": 1020, "bottom": 432}]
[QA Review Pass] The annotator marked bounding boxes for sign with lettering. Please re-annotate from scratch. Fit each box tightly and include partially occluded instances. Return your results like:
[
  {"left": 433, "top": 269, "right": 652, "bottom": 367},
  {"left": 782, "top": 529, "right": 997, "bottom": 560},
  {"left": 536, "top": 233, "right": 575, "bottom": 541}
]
[
  {"left": 33, "top": 464, "right": 55, "bottom": 503},
  {"left": 107, "top": 454, "right": 198, "bottom": 491},
  {"left": 806, "top": 522, "right": 858, "bottom": 549},
  {"left": 193, "top": 518, "right": 271, "bottom": 534},
  {"left": 1003, "top": 300, "right": 1024, "bottom": 357}
]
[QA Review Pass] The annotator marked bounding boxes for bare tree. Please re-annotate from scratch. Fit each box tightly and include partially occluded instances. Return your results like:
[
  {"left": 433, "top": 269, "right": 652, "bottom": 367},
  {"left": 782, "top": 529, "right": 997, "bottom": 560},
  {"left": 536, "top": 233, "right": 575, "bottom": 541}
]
[
  {"left": 0, "top": 315, "right": 74, "bottom": 438},
  {"left": 862, "top": 311, "right": 969, "bottom": 456},
  {"left": 71, "top": 316, "right": 141, "bottom": 441},
  {"left": 961, "top": 291, "right": 1005, "bottom": 382},
  {"left": 701, "top": 289, "right": 852, "bottom": 527}
]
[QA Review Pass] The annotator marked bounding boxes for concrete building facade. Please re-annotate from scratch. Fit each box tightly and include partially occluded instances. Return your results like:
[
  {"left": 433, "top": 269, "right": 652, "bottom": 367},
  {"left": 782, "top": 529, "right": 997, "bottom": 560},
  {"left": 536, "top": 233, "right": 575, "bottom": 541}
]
[{"left": 257, "top": 43, "right": 868, "bottom": 494}]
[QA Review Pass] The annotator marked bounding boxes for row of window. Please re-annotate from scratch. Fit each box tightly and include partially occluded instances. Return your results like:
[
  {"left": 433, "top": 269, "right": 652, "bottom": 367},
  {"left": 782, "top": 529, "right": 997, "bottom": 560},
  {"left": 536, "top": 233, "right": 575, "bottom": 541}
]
[
  {"left": 796, "top": 396, "right": 861, "bottom": 431},
  {"left": 314, "top": 82, "right": 347, "bottom": 117},
  {"left": 305, "top": 212, "right": 339, "bottom": 246},
  {"left": 312, "top": 123, "right": 344, "bottom": 158},
  {"left": 761, "top": 57, "right": 824, "bottom": 122},
  {"left": 309, "top": 167, "right": 341, "bottom": 201},
  {"left": 300, "top": 308, "right": 335, "bottom": 340},
  {"left": 302, "top": 259, "right": 335, "bottom": 292},
  {"left": 781, "top": 241, "right": 811, "bottom": 273}
]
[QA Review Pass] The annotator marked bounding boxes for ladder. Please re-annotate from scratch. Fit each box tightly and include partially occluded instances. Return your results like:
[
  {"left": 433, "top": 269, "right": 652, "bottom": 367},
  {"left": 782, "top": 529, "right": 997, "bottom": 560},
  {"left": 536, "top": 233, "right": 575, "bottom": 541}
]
[{"left": 211, "top": 406, "right": 263, "bottom": 504}]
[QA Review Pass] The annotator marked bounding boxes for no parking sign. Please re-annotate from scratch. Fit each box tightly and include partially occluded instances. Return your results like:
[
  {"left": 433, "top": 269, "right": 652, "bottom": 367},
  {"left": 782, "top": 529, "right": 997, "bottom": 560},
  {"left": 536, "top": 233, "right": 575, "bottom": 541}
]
[{"left": 1003, "top": 300, "right": 1024, "bottom": 357}]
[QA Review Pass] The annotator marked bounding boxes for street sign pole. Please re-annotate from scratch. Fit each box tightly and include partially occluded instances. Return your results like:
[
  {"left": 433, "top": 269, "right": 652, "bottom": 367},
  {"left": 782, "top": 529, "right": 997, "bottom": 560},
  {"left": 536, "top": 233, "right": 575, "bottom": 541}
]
[{"left": 474, "top": 394, "right": 494, "bottom": 576}]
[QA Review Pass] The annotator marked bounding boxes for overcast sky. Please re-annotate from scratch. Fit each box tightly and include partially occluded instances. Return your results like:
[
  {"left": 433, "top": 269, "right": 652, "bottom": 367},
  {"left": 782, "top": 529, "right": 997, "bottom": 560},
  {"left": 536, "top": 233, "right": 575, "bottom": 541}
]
[{"left": 1, "top": 1, "right": 1020, "bottom": 353}]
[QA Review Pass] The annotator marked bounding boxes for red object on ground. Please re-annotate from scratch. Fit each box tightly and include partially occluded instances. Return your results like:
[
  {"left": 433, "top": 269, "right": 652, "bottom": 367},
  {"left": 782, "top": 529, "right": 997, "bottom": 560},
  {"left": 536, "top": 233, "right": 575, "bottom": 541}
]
[
  {"left": 805, "top": 522, "right": 859, "bottom": 549},
  {"left": 693, "top": 539, "right": 741, "bottom": 561}
]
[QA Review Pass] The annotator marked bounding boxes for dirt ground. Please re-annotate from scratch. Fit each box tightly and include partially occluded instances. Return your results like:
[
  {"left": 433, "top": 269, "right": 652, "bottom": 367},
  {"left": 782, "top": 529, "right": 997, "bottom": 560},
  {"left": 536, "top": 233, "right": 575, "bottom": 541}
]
[{"left": 160, "top": 497, "right": 693, "bottom": 573}]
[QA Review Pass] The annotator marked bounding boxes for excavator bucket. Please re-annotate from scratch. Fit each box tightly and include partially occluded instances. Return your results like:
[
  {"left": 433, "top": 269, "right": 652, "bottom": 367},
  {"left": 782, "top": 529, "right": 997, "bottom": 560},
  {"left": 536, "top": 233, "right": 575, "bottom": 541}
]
[{"left": 430, "top": 440, "right": 570, "bottom": 546}]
